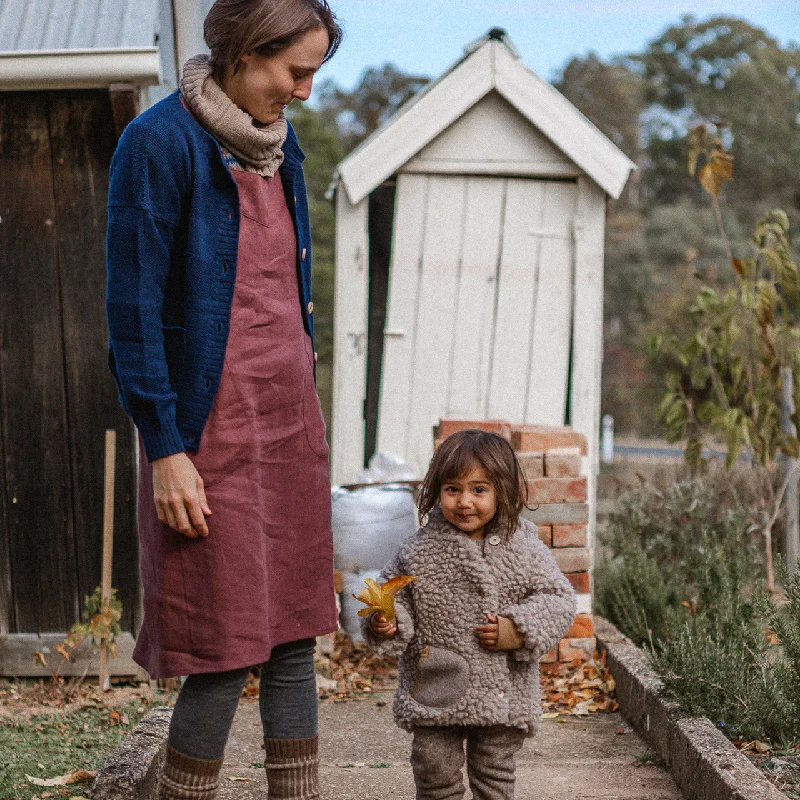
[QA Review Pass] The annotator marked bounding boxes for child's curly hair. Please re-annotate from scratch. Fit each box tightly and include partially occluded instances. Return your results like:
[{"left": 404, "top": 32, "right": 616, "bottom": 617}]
[{"left": 417, "top": 429, "right": 528, "bottom": 539}]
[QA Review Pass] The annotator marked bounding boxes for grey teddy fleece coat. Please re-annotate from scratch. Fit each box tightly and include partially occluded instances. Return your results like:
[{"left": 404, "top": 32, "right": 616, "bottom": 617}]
[{"left": 361, "top": 508, "right": 576, "bottom": 735}]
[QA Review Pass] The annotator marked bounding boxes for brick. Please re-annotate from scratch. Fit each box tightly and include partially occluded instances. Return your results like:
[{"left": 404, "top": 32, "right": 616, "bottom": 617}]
[
  {"left": 435, "top": 419, "right": 511, "bottom": 441},
  {"left": 522, "top": 503, "right": 589, "bottom": 525},
  {"left": 540, "top": 661, "right": 562, "bottom": 675},
  {"left": 539, "top": 646, "right": 558, "bottom": 664},
  {"left": 558, "top": 636, "right": 596, "bottom": 663},
  {"left": 527, "top": 477, "right": 587, "bottom": 504},
  {"left": 516, "top": 450, "right": 544, "bottom": 479},
  {"left": 566, "top": 613, "right": 594, "bottom": 638},
  {"left": 552, "top": 547, "right": 590, "bottom": 574},
  {"left": 510, "top": 425, "right": 588, "bottom": 455},
  {"left": 544, "top": 447, "right": 582, "bottom": 477},
  {"left": 536, "top": 524, "right": 552, "bottom": 547},
  {"left": 552, "top": 523, "right": 588, "bottom": 548},
  {"left": 566, "top": 571, "right": 590, "bottom": 593}
]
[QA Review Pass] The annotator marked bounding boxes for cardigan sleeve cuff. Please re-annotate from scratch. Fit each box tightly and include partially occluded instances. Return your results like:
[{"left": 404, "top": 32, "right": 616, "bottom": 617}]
[{"left": 139, "top": 424, "right": 187, "bottom": 462}]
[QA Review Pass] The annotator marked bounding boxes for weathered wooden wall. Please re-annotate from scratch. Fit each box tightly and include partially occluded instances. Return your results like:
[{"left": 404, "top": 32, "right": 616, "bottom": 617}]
[{"left": 0, "top": 89, "right": 138, "bottom": 637}]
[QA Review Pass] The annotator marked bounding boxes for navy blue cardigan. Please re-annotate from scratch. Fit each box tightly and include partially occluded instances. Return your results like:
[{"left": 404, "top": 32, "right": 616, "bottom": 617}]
[{"left": 106, "top": 91, "right": 315, "bottom": 462}]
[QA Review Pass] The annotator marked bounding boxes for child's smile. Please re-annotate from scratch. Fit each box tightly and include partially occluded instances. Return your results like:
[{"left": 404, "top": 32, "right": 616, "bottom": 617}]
[{"left": 439, "top": 464, "right": 498, "bottom": 541}]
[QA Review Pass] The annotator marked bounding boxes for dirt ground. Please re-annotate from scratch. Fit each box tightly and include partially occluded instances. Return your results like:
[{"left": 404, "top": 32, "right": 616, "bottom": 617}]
[
  {"left": 216, "top": 690, "right": 683, "bottom": 800},
  {"left": 0, "top": 679, "right": 159, "bottom": 721}
]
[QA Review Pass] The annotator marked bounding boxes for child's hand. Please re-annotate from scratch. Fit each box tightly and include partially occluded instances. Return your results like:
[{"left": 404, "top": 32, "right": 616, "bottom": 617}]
[
  {"left": 370, "top": 612, "right": 398, "bottom": 638},
  {"left": 476, "top": 612, "right": 524, "bottom": 651},
  {"left": 475, "top": 612, "right": 500, "bottom": 650}
]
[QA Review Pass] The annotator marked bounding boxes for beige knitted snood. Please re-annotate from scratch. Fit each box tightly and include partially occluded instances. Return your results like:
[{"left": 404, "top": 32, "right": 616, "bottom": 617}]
[{"left": 180, "top": 54, "right": 287, "bottom": 177}]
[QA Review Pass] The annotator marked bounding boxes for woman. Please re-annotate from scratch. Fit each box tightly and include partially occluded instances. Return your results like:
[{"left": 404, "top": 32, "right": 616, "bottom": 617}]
[{"left": 105, "top": 2, "right": 342, "bottom": 798}]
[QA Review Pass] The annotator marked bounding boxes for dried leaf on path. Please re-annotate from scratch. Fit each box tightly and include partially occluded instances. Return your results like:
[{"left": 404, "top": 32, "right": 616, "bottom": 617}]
[
  {"left": 26, "top": 769, "right": 97, "bottom": 787},
  {"left": 540, "top": 659, "right": 618, "bottom": 717}
]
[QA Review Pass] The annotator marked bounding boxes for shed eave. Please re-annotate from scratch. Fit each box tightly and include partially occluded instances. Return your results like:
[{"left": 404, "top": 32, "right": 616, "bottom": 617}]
[{"left": 0, "top": 47, "right": 160, "bottom": 90}]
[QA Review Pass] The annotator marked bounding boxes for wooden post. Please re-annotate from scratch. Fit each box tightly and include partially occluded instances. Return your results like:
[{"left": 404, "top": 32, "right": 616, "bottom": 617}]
[
  {"left": 99, "top": 429, "right": 116, "bottom": 691},
  {"left": 781, "top": 367, "right": 800, "bottom": 575}
]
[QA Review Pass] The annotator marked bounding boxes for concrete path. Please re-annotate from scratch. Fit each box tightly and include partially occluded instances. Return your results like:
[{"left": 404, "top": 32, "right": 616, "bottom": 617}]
[{"left": 217, "top": 689, "right": 683, "bottom": 799}]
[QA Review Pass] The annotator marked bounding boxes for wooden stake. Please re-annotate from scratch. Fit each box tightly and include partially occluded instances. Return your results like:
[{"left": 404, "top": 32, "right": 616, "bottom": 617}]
[{"left": 99, "top": 429, "right": 116, "bottom": 691}]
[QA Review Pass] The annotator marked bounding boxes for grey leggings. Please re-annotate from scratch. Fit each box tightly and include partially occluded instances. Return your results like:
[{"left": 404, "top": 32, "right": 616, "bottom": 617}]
[{"left": 167, "top": 638, "right": 318, "bottom": 760}]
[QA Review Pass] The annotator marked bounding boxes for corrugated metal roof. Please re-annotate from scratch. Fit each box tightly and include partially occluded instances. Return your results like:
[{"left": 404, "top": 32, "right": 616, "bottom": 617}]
[{"left": 0, "top": 0, "right": 159, "bottom": 52}]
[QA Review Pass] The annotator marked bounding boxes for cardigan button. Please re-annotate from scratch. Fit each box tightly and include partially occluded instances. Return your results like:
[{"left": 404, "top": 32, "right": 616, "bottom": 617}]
[
  {"left": 307, "top": 301, "right": 314, "bottom": 315},
  {"left": 301, "top": 248, "right": 307, "bottom": 261},
  {"left": 488, "top": 534, "right": 501, "bottom": 546}
]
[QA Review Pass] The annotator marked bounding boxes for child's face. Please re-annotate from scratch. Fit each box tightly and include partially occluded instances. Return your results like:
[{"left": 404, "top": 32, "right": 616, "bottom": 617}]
[{"left": 439, "top": 463, "right": 497, "bottom": 540}]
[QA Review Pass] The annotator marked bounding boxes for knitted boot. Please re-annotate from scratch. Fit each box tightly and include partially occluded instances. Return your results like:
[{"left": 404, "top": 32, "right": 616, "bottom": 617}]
[
  {"left": 263, "top": 736, "right": 320, "bottom": 799},
  {"left": 157, "top": 745, "right": 223, "bottom": 800}
]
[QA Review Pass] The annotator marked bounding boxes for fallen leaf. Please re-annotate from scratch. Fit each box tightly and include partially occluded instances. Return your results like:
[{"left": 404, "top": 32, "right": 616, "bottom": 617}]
[
  {"left": 26, "top": 770, "right": 97, "bottom": 787},
  {"left": 754, "top": 741, "right": 771, "bottom": 754},
  {"left": 542, "top": 712, "right": 560, "bottom": 719},
  {"left": 352, "top": 576, "right": 417, "bottom": 622},
  {"left": 228, "top": 777, "right": 255, "bottom": 783}
]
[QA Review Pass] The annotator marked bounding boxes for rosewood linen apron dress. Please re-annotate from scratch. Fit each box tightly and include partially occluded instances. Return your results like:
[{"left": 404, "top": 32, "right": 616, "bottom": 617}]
[{"left": 134, "top": 165, "right": 338, "bottom": 678}]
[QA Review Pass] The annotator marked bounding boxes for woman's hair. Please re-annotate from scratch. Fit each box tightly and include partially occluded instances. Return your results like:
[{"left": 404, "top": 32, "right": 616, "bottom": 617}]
[
  {"left": 417, "top": 430, "right": 528, "bottom": 538},
  {"left": 204, "top": 0, "right": 342, "bottom": 76}
]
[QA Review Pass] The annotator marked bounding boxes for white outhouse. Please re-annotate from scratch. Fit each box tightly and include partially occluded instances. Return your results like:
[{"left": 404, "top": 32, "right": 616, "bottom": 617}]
[{"left": 331, "top": 30, "right": 634, "bottom": 486}]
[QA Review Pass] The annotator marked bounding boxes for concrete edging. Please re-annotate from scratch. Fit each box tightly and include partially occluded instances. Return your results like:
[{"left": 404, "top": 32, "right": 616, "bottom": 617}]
[
  {"left": 594, "top": 615, "right": 787, "bottom": 800},
  {"left": 92, "top": 706, "right": 172, "bottom": 800}
]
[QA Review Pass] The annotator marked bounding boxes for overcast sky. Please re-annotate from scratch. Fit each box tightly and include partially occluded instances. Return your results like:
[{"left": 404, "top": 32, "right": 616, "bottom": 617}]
[{"left": 310, "top": 0, "right": 800, "bottom": 97}]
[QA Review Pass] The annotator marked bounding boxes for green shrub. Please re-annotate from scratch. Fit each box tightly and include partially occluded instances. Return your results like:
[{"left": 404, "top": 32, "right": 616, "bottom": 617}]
[
  {"left": 769, "top": 559, "right": 800, "bottom": 737},
  {"left": 594, "top": 542, "right": 679, "bottom": 649},
  {"left": 595, "top": 464, "right": 800, "bottom": 744}
]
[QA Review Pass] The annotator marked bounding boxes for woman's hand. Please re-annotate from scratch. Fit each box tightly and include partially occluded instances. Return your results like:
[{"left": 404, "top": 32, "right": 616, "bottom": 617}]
[
  {"left": 476, "top": 612, "right": 524, "bottom": 651},
  {"left": 152, "top": 452, "right": 212, "bottom": 538},
  {"left": 370, "top": 612, "right": 397, "bottom": 638}
]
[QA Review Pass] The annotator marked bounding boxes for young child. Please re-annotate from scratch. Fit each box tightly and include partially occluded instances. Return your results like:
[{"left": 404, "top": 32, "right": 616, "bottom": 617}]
[{"left": 361, "top": 429, "right": 576, "bottom": 800}]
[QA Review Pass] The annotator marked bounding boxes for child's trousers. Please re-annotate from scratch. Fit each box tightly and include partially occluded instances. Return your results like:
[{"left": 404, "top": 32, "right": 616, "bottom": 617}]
[{"left": 410, "top": 725, "right": 526, "bottom": 800}]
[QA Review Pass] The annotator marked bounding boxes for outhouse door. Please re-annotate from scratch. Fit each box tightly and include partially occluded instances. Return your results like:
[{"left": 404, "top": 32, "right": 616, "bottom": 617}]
[{"left": 376, "top": 172, "right": 578, "bottom": 475}]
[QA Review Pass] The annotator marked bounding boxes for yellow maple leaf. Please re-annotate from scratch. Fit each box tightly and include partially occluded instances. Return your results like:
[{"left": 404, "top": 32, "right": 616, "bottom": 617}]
[{"left": 352, "top": 576, "right": 416, "bottom": 622}]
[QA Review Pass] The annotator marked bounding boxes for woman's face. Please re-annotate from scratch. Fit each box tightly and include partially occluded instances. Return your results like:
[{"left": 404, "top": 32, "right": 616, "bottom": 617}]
[{"left": 221, "top": 27, "right": 329, "bottom": 124}]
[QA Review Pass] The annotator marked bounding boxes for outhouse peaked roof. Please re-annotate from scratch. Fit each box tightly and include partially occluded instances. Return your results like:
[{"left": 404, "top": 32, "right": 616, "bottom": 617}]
[{"left": 336, "top": 30, "right": 636, "bottom": 204}]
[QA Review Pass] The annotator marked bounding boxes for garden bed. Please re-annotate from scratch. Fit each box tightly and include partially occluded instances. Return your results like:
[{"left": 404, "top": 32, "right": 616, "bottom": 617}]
[
  {"left": 595, "top": 615, "right": 791, "bottom": 800},
  {"left": 0, "top": 678, "right": 175, "bottom": 800}
]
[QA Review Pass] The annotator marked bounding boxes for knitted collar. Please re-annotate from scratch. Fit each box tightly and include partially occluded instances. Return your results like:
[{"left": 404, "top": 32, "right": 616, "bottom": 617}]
[{"left": 180, "top": 54, "right": 287, "bottom": 177}]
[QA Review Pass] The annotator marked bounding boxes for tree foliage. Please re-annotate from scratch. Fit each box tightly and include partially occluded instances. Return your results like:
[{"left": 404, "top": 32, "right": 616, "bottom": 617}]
[
  {"left": 317, "top": 63, "right": 430, "bottom": 153},
  {"left": 638, "top": 16, "right": 800, "bottom": 211}
]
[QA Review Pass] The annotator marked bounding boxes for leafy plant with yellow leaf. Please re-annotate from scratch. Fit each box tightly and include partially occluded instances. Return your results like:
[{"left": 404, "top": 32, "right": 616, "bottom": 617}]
[
  {"left": 650, "top": 124, "right": 800, "bottom": 590},
  {"left": 34, "top": 586, "right": 123, "bottom": 692},
  {"left": 352, "top": 576, "right": 416, "bottom": 621}
]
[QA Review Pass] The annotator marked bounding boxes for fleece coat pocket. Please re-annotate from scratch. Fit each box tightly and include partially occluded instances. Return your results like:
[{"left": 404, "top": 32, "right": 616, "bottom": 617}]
[{"left": 411, "top": 645, "right": 470, "bottom": 708}]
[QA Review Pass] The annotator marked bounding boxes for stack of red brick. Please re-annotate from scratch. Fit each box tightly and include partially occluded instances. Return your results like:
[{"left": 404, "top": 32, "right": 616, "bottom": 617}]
[{"left": 434, "top": 419, "right": 595, "bottom": 667}]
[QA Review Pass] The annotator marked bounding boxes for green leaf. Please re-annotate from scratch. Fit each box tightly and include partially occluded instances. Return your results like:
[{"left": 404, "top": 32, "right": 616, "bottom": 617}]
[{"left": 690, "top": 362, "right": 709, "bottom": 389}]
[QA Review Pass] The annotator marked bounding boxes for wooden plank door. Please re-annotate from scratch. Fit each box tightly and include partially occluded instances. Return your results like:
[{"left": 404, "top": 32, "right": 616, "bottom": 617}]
[
  {"left": 376, "top": 173, "right": 576, "bottom": 476},
  {"left": 0, "top": 90, "right": 137, "bottom": 634}
]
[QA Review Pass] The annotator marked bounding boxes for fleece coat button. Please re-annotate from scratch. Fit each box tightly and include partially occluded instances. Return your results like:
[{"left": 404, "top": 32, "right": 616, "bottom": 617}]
[{"left": 307, "top": 301, "right": 314, "bottom": 314}]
